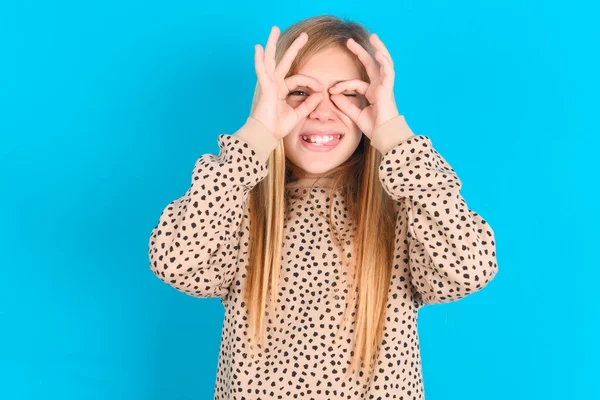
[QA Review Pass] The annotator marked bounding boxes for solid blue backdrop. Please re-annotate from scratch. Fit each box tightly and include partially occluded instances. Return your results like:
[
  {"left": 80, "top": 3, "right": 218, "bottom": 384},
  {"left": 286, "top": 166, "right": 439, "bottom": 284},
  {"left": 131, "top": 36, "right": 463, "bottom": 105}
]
[{"left": 1, "top": 0, "right": 598, "bottom": 399}]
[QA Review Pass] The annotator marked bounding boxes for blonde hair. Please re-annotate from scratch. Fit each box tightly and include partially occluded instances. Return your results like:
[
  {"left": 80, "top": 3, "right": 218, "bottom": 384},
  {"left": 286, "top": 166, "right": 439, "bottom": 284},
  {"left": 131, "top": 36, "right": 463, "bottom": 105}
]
[{"left": 244, "top": 14, "right": 397, "bottom": 384}]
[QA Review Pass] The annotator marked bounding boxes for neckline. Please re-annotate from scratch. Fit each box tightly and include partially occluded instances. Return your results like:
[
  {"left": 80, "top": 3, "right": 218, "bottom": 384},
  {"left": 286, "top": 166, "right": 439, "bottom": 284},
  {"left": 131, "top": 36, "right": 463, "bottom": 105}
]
[{"left": 285, "top": 176, "right": 336, "bottom": 190}]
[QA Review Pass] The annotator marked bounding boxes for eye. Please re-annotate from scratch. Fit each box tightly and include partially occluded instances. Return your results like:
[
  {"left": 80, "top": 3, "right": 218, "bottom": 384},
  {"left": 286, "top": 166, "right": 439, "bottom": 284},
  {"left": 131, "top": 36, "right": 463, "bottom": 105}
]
[
  {"left": 288, "top": 90, "right": 358, "bottom": 97},
  {"left": 288, "top": 90, "right": 308, "bottom": 97}
]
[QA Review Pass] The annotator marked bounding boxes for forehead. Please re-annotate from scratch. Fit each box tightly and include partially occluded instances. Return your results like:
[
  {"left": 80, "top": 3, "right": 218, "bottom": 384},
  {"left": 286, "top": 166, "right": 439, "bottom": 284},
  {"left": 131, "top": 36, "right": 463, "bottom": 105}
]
[{"left": 295, "top": 46, "right": 362, "bottom": 86}]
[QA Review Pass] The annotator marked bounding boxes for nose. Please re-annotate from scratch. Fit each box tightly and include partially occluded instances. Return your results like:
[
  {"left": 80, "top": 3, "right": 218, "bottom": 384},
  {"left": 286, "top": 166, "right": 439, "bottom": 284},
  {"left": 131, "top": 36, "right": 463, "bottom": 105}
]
[{"left": 308, "top": 91, "right": 337, "bottom": 122}]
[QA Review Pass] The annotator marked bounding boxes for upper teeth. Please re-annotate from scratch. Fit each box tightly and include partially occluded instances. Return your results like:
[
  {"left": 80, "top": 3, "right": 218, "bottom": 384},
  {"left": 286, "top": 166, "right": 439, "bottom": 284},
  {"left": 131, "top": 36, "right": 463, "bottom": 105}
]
[{"left": 302, "top": 134, "right": 342, "bottom": 143}]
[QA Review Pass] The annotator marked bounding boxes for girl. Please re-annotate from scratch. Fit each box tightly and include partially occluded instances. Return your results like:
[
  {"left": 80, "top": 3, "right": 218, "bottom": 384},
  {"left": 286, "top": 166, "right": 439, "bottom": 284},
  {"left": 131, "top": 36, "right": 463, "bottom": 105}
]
[{"left": 148, "top": 14, "right": 498, "bottom": 399}]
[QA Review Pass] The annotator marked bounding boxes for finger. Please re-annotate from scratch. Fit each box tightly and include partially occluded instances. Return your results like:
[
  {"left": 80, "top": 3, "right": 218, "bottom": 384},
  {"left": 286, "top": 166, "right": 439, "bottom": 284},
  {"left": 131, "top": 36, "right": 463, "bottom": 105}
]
[
  {"left": 275, "top": 32, "right": 308, "bottom": 80},
  {"left": 330, "top": 93, "right": 362, "bottom": 122},
  {"left": 328, "top": 79, "right": 369, "bottom": 96},
  {"left": 254, "top": 45, "right": 269, "bottom": 86},
  {"left": 293, "top": 92, "right": 324, "bottom": 120},
  {"left": 346, "top": 38, "right": 380, "bottom": 82},
  {"left": 282, "top": 74, "right": 323, "bottom": 97},
  {"left": 374, "top": 50, "right": 395, "bottom": 87},
  {"left": 370, "top": 33, "right": 393, "bottom": 68},
  {"left": 264, "top": 26, "right": 280, "bottom": 76}
]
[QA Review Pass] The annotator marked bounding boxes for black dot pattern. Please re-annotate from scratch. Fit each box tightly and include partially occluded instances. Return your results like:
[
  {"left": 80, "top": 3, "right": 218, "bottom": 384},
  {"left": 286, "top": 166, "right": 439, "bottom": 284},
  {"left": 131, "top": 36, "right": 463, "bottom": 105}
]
[{"left": 148, "top": 133, "right": 499, "bottom": 399}]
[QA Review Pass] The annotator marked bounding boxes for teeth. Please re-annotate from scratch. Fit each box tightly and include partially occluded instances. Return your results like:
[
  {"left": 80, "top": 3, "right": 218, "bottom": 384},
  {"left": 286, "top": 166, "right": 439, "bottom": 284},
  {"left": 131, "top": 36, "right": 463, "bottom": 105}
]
[{"left": 301, "top": 134, "right": 342, "bottom": 143}]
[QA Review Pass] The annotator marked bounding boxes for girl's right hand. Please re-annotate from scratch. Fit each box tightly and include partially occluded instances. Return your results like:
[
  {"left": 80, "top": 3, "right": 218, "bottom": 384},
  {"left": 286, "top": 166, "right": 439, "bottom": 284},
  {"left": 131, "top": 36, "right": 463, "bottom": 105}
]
[{"left": 251, "top": 26, "right": 325, "bottom": 140}]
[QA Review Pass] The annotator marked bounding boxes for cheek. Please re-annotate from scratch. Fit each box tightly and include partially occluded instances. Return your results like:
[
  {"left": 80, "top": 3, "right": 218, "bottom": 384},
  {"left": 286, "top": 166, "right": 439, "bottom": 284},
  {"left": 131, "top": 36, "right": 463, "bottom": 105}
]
[
  {"left": 282, "top": 130, "right": 299, "bottom": 149},
  {"left": 344, "top": 119, "right": 362, "bottom": 135}
]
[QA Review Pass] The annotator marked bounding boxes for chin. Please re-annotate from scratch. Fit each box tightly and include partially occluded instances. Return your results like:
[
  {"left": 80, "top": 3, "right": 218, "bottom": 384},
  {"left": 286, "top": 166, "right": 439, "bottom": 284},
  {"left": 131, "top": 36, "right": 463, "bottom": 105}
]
[{"left": 288, "top": 146, "right": 357, "bottom": 176}]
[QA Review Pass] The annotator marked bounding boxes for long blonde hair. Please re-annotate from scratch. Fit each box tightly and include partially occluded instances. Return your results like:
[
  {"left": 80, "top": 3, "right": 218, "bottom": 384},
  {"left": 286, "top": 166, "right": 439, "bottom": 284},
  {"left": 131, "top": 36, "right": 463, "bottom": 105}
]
[{"left": 244, "top": 14, "right": 397, "bottom": 383}]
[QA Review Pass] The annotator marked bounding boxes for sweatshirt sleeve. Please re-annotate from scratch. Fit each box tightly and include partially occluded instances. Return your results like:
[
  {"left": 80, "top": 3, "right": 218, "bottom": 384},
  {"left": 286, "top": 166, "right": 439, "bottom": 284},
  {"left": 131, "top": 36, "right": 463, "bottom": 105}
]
[
  {"left": 147, "top": 117, "right": 278, "bottom": 300},
  {"left": 371, "top": 115, "right": 499, "bottom": 306}
]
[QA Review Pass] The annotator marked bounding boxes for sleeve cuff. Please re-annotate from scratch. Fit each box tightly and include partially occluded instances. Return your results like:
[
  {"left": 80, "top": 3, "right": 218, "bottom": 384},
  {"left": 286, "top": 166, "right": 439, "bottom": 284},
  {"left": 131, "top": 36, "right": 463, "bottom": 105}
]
[
  {"left": 369, "top": 114, "right": 416, "bottom": 155},
  {"left": 232, "top": 117, "right": 280, "bottom": 163}
]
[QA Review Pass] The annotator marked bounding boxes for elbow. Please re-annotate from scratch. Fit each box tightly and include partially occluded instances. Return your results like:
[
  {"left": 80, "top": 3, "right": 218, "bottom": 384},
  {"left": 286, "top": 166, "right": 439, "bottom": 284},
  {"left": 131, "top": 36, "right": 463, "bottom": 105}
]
[
  {"left": 148, "top": 230, "right": 184, "bottom": 287},
  {"left": 437, "top": 257, "right": 499, "bottom": 303},
  {"left": 148, "top": 247, "right": 180, "bottom": 285},
  {"left": 456, "top": 230, "right": 499, "bottom": 294},
  {"left": 148, "top": 252, "right": 203, "bottom": 296},
  {"left": 455, "top": 256, "right": 499, "bottom": 298},
  {"left": 477, "top": 257, "right": 499, "bottom": 291},
  {"left": 149, "top": 260, "right": 229, "bottom": 299},
  {"left": 148, "top": 240, "right": 231, "bottom": 299}
]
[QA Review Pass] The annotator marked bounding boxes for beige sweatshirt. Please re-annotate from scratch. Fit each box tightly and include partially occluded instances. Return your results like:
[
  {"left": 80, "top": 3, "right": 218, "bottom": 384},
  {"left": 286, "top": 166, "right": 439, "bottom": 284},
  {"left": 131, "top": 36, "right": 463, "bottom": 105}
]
[{"left": 148, "top": 115, "right": 499, "bottom": 399}]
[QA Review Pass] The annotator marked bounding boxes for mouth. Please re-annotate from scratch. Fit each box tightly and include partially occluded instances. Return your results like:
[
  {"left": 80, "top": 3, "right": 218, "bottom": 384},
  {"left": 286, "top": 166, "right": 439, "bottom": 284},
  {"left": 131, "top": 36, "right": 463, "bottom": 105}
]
[{"left": 299, "top": 132, "right": 345, "bottom": 152}]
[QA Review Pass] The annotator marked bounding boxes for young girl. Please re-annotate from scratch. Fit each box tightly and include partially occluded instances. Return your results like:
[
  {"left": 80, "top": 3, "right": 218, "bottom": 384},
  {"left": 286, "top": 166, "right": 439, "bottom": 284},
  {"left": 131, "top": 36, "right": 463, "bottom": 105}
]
[{"left": 148, "top": 14, "right": 498, "bottom": 399}]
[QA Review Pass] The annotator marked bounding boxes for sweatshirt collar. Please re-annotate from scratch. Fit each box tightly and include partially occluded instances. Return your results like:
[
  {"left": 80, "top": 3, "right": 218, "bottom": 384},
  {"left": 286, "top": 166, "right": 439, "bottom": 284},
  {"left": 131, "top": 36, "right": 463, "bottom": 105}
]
[{"left": 285, "top": 176, "right": 335, "bottom": 189}]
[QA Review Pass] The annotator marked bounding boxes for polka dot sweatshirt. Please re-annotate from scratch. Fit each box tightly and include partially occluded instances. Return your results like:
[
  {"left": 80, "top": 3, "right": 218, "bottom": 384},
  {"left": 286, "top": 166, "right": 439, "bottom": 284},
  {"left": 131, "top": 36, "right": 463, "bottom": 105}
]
[{"left": 148, "top": 115, "right": 499, "bottom": 399}]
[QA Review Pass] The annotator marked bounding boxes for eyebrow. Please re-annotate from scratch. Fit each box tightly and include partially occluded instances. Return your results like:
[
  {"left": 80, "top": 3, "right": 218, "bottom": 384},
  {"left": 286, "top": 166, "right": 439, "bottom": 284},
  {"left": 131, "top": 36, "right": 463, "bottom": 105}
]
[{"left": 302, "top": 76, "right": 353, "bottom": 87}]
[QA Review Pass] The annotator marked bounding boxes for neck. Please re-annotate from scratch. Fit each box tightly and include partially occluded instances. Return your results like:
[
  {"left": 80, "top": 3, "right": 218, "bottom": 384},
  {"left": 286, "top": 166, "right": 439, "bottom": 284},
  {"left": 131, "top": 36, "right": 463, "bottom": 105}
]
[{"left": 288, "top": 164, "right": 326, "bottom": 180}]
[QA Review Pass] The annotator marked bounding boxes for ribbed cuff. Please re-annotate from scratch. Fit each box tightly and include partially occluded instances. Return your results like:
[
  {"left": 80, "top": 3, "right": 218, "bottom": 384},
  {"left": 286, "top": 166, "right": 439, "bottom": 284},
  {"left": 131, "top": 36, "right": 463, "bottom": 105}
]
[
  {"left": 369, "top": 114, "right": 416, "bottom": 155},
  {"left": 232, "top": 117, "right": 280, "bottom": 163}
]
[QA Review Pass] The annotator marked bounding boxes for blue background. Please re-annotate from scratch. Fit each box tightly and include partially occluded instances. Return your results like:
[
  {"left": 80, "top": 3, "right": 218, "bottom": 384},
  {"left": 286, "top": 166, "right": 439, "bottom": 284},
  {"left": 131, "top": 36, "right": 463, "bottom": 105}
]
[{"left": 1, "top": 0, "right": 598, "bottom": 399}]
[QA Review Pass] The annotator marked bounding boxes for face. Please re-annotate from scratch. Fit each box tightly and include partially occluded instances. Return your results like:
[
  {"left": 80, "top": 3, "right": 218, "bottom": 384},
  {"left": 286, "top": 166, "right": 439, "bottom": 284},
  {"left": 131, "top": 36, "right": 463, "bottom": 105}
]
[{"left": 283, "top": 46, "right": 366, "bottom": 179}]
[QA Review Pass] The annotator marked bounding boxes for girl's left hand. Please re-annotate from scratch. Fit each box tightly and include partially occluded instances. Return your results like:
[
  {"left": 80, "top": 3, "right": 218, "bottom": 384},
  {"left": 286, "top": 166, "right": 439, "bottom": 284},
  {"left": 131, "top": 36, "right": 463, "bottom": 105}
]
[{"left": 328, "top": 34, "right": 400, "bottom": 140}]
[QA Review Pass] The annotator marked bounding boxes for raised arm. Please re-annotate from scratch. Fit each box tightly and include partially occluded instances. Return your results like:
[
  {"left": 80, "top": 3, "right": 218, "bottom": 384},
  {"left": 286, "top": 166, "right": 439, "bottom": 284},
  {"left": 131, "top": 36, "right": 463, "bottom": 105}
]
[
  {"left": 372, "top": 115, "right": 499, "bottom": 306},
  {"left": 147, "top": 117, "right": 278, "bottom": 300}
]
